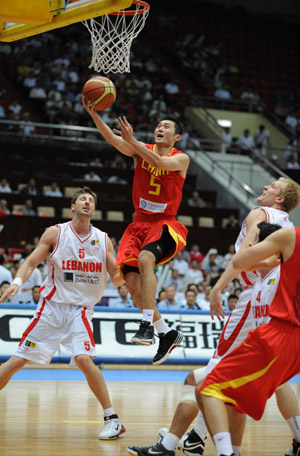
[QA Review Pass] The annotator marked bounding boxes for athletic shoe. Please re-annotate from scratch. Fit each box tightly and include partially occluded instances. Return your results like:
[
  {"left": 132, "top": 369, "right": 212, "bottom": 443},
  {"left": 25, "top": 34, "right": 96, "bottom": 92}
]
[
  {"left": 98, "top": 414, "right": 126, "bottom": 440},
  {"left": 179, "top": 429, "right": 206, "bottom": 456},
  {"left": 131, "top": 320, "right": 156, "bottom": 345},
  {"left": 285, "top": 439, "right": 300, "bottom": 456},
  {"left": 127, "top": 442, "right": 175, "bottom": 456},
  {"left": 152, "top": 330, "right": 183, "bottom": 365}
]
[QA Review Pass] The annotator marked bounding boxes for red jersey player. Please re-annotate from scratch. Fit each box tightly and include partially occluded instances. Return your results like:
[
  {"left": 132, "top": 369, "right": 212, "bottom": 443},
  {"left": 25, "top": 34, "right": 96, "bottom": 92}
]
[
  {"left": 197, "top": 225, "right": 300, "bottom": 456},
  {"left": 82, "top": 99, "right": 190, "bottom": 365}
]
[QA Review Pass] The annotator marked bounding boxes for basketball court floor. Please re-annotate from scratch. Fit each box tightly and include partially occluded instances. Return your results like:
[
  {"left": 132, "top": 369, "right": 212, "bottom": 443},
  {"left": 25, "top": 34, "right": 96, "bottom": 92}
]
[{"left": 1, "top": 364, "right": 299, "bottom": 456}]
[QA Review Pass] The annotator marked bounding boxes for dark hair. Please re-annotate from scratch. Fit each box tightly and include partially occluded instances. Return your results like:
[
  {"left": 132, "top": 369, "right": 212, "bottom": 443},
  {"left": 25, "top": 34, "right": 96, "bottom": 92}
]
[
  {"left": 257, "top": 222, "right": 282, "bottom": 242},
  {"left": 0, "top": 280, "right": 10, "bottom": 287},
  {"left": 156, "top": 116, "right": 183, "bottom": 135},
  {"left": 185, "top": 289, "right": 196, "bottom": 297},
  {"left": 158, "top": 289, "right": 166, "bottom": 298},
  {"left": 0, "top": 255, "right": 4, "bottom": 265},
  {"left": 71, "top": 186, "right": 97, "bottom": 207},
  {"left": 228, "top": 294, "right": 238, "bottom": 300}
]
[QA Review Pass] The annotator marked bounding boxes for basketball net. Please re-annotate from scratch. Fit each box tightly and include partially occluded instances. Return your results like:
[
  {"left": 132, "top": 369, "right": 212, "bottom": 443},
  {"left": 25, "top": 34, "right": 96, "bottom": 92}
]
[{"left": 83, "top": 0, "right": 150, "bottom": 74}]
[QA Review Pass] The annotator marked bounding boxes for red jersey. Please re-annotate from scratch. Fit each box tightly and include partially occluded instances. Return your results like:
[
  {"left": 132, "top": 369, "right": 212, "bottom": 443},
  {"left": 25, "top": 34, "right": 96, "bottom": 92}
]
[
  {"left": 269, "top": 227, "right": 300, "bottom": 326},
  {"left": 132, "top": 144, "right": 185, "bottom": 219}
]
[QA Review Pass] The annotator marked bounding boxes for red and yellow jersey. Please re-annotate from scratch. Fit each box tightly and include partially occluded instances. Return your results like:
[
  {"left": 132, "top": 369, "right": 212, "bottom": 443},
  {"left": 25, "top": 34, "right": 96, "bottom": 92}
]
[
  {"left": 269, "top": 226, "right": 300, "bottom": 326},
  {"left": 132, "top": 144, "right": 185, "bottom": 219}
]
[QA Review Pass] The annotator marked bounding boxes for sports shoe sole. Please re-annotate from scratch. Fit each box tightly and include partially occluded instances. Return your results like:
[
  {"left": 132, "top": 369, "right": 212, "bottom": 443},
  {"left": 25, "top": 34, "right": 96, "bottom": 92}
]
[
  {"left": 131, "top": 336, "right": 156, "bottom": 345},
  {"left": 99, "top": 425, "right": 126, "bottom": 440},
  {"left": 127, "top": 448, "right": 139, "bottom": 456},
  {"left": 152, "top": 331, "right": 183, "bottom": 365}
]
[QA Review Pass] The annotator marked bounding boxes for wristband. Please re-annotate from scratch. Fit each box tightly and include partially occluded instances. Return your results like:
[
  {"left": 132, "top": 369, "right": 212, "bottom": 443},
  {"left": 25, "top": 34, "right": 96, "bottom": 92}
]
[{"left": 12, "top": 277, "right": 23, "bottom": 287}]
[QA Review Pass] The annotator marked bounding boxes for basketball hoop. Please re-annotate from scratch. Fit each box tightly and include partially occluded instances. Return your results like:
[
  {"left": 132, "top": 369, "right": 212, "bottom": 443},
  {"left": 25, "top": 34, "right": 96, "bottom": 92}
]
[{"left": 83, "top": 0, "right": 150, "bottom": 74}]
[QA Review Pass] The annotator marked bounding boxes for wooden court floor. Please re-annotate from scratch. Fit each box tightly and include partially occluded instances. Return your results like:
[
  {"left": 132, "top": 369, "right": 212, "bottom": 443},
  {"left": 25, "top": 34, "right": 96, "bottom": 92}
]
[{"left": 0, "top": 371, "right": 299, "bottom": 456}]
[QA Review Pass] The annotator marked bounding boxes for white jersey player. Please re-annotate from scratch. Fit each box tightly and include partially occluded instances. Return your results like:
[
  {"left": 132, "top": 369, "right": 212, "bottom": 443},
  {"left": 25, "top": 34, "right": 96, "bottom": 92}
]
[
  {"left": 251, "top": 265, "right": 280, "bottom": 329},
  {"left": 139, "top": 179, "right": 300, "bottom": 456},
  {"left": 207, "top": 205, "right": 292, "bottom": 372},
  {"left": 0, "top": 187, "right": 126, "bottom": 441}
]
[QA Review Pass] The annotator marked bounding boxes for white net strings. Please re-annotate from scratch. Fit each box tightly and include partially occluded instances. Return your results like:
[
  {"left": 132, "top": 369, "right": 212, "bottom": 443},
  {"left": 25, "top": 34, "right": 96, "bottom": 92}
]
[{"left": 83, "top": 2, "right": 150, "bottom": 73}]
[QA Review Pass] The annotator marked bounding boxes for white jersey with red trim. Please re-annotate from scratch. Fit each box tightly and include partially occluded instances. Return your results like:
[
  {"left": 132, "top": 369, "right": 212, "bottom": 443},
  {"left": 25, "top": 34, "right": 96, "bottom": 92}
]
[
  {"left": 40, "top": 222, "right": 107, "bottom": 310},
  {"left": 206, "top": 206, "right": 292, "bottom": 368},
  {"left": 235, "top": 206, "right": 291, "bottom": 287},
  {"left": 251, "top": 266, "right": 280, "bottom": 328}
]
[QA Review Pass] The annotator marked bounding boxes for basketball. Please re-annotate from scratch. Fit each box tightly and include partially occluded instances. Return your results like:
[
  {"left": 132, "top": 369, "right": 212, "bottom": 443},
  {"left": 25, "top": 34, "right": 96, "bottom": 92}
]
[{"left": 82, "top": 76, "right": 117, "bottom": 111}]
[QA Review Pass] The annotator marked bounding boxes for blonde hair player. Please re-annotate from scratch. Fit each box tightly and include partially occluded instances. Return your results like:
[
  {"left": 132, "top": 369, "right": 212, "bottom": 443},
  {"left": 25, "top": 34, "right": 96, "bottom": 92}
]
[
  {"left": 126, "top": 178, "right": 300, "bottom": 456},
  {"left": 0, "top": 187, "right": 126, "bottom": 440}
]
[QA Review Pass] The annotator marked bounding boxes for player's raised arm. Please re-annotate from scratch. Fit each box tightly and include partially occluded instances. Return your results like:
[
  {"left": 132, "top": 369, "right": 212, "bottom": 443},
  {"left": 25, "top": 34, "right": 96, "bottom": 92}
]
[
  {"left": 0, "top": 226, "right": 58, "bottom": 303},
  {"left": 233, "top": 227, "right": 295, "bottom": 271},
  {"left": 116, "top": 116, "right": 190, "bottom": 172},
  {"left": 82, "top": 95, "right": 139, "bottom": 158}
]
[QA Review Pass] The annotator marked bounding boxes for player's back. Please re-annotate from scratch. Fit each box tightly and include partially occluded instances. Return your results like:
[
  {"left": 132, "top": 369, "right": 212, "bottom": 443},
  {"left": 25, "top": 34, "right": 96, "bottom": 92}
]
[{"left": 269, "top": 227, "right": 300, "bottom": 326}]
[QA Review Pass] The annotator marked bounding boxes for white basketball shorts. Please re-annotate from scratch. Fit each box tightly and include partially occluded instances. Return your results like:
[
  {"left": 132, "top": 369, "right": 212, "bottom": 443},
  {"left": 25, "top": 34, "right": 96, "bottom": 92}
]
[{"left": 15, "top": 297, "right": 97, "bottom": 365}]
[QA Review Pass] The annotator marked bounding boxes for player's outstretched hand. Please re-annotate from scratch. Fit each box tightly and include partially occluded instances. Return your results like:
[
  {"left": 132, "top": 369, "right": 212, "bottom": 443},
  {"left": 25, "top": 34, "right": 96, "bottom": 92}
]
[
  {"left": 210, "top": 287, "right": 226, "bottom": 321},
  {"left": 81, "top": 95, "right": 96, "bottom": 116},
  {"left": 0, "top": 284, "right": 20, "bottom": 303},
  {"left": 115, "top": 116, "right": 134, "bottom": 143}
]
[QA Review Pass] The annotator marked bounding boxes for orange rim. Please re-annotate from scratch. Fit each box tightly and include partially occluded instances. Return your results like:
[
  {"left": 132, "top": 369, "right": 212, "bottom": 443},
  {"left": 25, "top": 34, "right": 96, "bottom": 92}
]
[
  {"left": 110, "top": 0, "right": 150, "bottom": 15},
  {"left": 68, "top": 0, "right": 150, "bottom": 15}
]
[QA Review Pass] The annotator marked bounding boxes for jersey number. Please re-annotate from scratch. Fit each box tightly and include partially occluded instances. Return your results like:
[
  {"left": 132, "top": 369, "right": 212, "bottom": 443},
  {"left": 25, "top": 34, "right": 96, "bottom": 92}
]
[
  {"left": 79, "top": 248, "right": 85, "bottom": 259},
  {"left": 148, "top": 175, "right": 161, "bottom": 196}
]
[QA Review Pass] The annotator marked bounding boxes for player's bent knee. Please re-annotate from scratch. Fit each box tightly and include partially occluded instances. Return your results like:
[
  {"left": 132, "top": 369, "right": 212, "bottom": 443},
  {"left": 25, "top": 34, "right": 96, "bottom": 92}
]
[
  {"left": 74, "top": 354, "right": 93, "bottom": 371},
  {"left": 138, "top": 250, "right": 155, "bottom": 271},
  {"left": 5, "top": 356, "right": 27, "bottom": 372},
  {"left": 179, "top": 384, "right": 198, "bottom": 405},
  {"left": 184, "top": 371, "right": 196, "bottom": 386}
]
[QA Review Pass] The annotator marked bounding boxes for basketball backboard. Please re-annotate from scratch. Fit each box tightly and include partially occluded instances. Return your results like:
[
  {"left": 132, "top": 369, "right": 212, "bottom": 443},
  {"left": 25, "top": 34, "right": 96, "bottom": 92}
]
[{"left": 0, "top": 0, "right": 133, "bottom": 42}]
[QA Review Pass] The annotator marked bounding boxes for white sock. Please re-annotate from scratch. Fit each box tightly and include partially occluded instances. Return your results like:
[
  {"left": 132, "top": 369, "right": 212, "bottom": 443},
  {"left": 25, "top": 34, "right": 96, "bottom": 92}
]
[
  {"left": 162, "top": 432, "right": 179, "bottom": 451},
  {"left": 143, "top": 309, "right": 154, "bottom": 323},
  {"left": 153, "top": 317, "right": 171, "bottom": 334},
  {"left": 213, "top": 432, "right": 233, "bottom": 456},
  {"left": 103, "top": 407, "right": 115, "bottom": 418},
  {"left": 287, "top": 417, "right": 300, "bottom": 442},
  {"left": 232, "top": 445, "right": 241, "bottom": 456},
  {"left": 193, "top": 411, "right": 207, "bottom": 441}
]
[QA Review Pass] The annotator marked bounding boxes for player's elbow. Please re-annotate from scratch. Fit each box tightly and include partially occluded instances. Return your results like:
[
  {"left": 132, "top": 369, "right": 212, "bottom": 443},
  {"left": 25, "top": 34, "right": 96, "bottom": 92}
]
[{"left": 232, "top": 256, "right": 245, "bottom": 269}]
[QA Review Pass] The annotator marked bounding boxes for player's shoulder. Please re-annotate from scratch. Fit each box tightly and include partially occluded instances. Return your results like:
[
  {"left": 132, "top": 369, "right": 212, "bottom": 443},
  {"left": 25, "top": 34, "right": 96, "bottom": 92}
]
[{"left": 246, "top": 207, "right": 268, "bottom": 224}]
